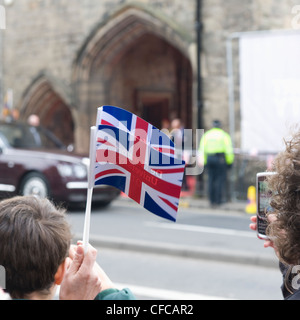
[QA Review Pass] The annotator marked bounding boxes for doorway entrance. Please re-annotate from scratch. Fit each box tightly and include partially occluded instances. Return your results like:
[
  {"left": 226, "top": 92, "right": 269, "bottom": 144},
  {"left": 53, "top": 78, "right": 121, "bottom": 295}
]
[
  {"left": 73, "top": 6, "right": 194, "bottom": 152},
  {"left": 137, "top": 91, "right": 173, "bottom": 129}
]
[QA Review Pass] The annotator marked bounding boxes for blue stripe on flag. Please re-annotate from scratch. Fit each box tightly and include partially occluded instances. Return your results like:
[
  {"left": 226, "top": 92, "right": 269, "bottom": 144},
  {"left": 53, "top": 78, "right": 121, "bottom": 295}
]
[
  {"left": 98, "top": 125, "right": 130, "bottom": 150},
  {"left": 95, "top": 176, "right": 126, "bottom": 193},
  {"left": 102, "top": 105, "right": 133, "bottom": 132},
  {"left": 144, "top": 192, "right": 176, "bottom": 222}
]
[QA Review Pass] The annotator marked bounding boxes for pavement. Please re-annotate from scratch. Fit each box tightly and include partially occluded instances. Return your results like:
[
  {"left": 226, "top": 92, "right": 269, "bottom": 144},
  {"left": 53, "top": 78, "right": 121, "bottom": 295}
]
[
  {"left": 84, "top": 195, "right": 279, "bottom": 269},
  {"left": 177, "top": 195, "right": 248, "bottom": 212}
]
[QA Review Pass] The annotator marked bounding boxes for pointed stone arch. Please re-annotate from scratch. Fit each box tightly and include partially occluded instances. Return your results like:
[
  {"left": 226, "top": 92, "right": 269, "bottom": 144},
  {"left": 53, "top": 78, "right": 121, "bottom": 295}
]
[
  {"left": 20, "top": 73, "right": 74, "bottom": 146},
  {"left": 72, "top": 3, "right": 194, "bottom": 152}
]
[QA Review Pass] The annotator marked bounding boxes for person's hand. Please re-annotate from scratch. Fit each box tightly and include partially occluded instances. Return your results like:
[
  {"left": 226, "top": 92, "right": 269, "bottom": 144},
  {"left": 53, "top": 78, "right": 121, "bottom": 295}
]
[
  {"left": 249, "top": 214, "right": 277, "bottom": 250},
  {"left": 0, "top": 288, "right": 10, "bottom": 300},
  {"left": 59, "top": 244, "right": 102, "bottom": 300},
  {"left": 73, "top": 241, "right": 115, "bottom": 291}
]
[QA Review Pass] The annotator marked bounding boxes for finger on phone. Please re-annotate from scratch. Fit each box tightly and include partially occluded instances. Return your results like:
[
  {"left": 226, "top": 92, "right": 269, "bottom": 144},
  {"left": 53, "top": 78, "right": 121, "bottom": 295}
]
[{"left": 249, "top": 215, "right": 257, "bottom": 231}]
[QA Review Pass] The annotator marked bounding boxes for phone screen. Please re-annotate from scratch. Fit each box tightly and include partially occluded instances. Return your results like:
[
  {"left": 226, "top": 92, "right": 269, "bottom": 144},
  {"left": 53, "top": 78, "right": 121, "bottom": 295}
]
[{"left": 256, "top": 173, "right": 275, "bottom": 240}]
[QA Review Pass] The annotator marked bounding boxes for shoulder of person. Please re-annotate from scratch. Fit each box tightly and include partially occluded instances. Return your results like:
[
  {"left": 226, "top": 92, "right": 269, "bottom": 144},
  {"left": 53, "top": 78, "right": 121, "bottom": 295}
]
[
  {"left": 285, "top": 288, "right": 300, "bottom": 300},
  {"left": 94, "top": 288, "right": 136, "bottom": 300}
]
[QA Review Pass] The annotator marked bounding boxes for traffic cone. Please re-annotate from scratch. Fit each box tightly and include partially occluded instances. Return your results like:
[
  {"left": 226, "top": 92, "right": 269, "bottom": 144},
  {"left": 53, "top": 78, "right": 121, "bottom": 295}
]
[{"left": 245, "top": 185, "right": 257, "bottom": 214}]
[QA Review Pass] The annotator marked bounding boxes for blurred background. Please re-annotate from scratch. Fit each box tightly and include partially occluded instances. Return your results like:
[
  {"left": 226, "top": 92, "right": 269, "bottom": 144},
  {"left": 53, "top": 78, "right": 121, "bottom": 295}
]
[
  {"left": 1, "top": 0, "right": 299, "bottom": 201},
  {"left": 1, "top": 0, "right": 300, "bottom": 300}
]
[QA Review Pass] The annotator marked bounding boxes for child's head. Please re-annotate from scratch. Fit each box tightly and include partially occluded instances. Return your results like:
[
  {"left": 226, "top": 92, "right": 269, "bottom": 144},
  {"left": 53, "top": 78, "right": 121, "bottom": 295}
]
[{"left": 0, "top": 196, "right": 72, "bottom": 299}]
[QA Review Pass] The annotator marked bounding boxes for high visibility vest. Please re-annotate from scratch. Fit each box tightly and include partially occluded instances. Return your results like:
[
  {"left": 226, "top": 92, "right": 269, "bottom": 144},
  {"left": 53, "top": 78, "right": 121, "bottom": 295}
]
[{"left": 199, "top": 128, "right": 234, "bottom": 165}]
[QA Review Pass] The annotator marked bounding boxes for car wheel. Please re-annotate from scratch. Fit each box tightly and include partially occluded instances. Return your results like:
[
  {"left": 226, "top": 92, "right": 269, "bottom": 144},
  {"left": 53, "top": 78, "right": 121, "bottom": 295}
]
[{"left": 20, "top": 172, "right": 50, "bottom": 198}]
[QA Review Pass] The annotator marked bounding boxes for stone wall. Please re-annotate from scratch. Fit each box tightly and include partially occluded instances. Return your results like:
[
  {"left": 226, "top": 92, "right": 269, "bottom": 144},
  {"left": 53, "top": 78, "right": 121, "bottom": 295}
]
[
  {"left": 3, "top": 0, "right": 195, "bottom": 107},
  {"left": 201, "top": 0, "right": 298, "bottom": 136},
  {"left": 1, "top": 0, "right": 299, "bottom": 151}
]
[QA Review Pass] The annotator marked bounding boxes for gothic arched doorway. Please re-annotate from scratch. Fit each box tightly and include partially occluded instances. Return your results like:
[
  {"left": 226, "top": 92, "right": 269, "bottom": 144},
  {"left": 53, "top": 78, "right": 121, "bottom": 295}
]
[
  {"left": 20, "top": 77, "right": 74, "bottom": 147},
  {"left": 73, "top": 5, "right": 193, "bottom": 152}
]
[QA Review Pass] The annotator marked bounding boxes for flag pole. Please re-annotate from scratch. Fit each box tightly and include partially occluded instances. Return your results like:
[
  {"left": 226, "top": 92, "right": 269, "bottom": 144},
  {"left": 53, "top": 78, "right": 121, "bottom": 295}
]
[{"left": 82, "top": 126, "right": 97, "bottom": 253}]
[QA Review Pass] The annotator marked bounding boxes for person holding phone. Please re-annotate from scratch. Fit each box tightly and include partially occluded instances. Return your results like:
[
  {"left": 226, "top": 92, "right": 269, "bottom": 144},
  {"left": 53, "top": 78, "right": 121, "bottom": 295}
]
[{"left": 249, "top": 130, "right": 300, "bottom": 299}]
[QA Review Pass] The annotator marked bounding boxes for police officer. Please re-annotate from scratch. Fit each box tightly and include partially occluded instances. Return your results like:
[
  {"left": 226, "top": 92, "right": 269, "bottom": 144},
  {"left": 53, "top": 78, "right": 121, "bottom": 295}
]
[{"left": 199, "top": 120, "right": 234, "bottom": 207}]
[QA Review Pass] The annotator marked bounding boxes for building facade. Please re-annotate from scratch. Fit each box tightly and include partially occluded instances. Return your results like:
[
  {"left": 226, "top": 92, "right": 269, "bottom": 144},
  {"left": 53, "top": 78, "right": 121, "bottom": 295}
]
[{"left": 1, "top": 0, "right": 297, "bottom": 152}]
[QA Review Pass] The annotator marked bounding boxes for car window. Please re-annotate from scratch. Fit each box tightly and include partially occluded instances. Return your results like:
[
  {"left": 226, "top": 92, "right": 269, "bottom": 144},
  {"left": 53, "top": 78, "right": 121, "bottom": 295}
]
[
  {"left": 0, "top": 132, "right": 8, "bottom": 148},
  {"left": 0, "top": 124, "right": 23, "bottom": 147},
  {"left": 0, "top": 123, "right": 65, "bottom": 149}
]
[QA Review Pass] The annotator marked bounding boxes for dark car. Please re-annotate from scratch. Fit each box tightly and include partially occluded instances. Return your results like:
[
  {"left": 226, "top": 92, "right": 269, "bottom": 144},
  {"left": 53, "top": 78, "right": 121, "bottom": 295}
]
[{"left": 0, "top": 121, "right": 120, "bottom": 206}]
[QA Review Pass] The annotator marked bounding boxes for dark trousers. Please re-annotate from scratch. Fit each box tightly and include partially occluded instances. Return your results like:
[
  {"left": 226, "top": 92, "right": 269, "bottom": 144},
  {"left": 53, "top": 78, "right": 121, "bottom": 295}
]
[{"left": 206, "top": 154, "right": 227, "bottom": 205}]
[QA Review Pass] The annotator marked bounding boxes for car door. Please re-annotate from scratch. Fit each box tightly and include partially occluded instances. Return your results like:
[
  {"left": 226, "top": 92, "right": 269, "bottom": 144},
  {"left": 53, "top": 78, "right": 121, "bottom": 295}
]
[{"left": 0, "top": 136, "right": 17, "bottom": 195}]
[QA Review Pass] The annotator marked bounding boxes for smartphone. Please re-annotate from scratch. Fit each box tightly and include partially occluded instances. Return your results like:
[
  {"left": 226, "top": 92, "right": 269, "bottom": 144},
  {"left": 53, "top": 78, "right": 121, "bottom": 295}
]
[{"left": 256, "top": 172, "right": 276, "bottom": 240}]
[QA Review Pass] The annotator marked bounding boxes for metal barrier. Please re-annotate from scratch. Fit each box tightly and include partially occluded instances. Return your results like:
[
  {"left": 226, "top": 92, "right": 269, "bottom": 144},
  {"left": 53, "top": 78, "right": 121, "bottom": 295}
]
[
  {"left": 191, "top": 151, "right": 276, "bottom": 202},
  {"left": 229, "top": 152, "right": 275, "bottom": 201}
]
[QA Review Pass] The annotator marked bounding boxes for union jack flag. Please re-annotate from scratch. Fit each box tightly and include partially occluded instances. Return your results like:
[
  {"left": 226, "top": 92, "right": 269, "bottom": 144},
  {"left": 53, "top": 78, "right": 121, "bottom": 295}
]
[
  {"left": 97, "top": 105, "right": 177, "bottom": 157},
  {"left": 93, "top": 106, "right": 185, "bottom": 222}
]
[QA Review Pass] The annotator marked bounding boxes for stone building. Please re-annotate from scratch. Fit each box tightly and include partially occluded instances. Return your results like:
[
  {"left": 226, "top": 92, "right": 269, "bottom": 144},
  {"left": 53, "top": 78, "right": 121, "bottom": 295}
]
[{"left": 1, "top": 0, "right": 297, "bottom": 152}]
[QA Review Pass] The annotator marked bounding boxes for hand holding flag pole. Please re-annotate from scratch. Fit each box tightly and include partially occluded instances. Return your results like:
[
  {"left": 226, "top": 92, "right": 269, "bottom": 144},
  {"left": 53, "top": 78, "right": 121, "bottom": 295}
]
[{"left": 82, "top": 126, "right": 97, "bottom": 253}]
